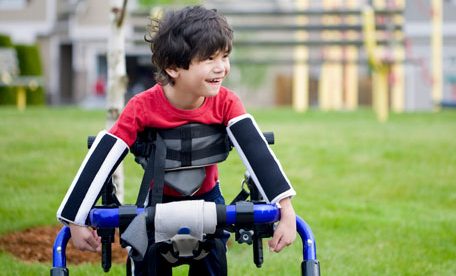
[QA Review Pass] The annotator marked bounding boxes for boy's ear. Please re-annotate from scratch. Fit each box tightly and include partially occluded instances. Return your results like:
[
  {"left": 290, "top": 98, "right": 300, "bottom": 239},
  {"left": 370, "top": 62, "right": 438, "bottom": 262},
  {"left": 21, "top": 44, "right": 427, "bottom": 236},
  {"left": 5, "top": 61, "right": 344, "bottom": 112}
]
[{"left": 165, "top": 67, "right": 179, "bottom": 79}]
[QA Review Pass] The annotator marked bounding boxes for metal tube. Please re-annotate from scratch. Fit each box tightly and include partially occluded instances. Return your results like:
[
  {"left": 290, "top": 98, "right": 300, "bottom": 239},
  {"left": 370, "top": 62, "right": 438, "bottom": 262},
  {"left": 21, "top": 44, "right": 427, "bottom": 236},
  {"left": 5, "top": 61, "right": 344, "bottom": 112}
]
[
  {"left": 90, "top": 207, "right": 144, "bottom": 228},
  {"left": 90, "top": 204, "right": 280, "bottom": 227},
  {"left": 225, "top": 204, "right": 281, "bottom": 224},
  {"left": 52, "top": 226, "right": 71, "bottom": 267},
  {"left": 296, "top": 215, "right": 317, "bottom": 261}
]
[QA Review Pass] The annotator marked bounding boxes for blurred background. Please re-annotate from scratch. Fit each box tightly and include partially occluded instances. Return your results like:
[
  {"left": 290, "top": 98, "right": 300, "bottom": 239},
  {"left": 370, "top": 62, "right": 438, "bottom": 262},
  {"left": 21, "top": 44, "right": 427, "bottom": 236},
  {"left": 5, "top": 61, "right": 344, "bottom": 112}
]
[{"left": 0, "top": 0, "right": 455, "bottom": 115}]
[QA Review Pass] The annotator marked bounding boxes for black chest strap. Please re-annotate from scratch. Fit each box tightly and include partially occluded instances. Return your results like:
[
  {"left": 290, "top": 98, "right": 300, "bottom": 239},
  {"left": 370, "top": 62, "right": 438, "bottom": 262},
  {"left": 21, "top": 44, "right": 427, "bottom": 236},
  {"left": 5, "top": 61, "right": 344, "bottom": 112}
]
[{"left": 136, "top": 134, "right": 166, "bottom": 207}]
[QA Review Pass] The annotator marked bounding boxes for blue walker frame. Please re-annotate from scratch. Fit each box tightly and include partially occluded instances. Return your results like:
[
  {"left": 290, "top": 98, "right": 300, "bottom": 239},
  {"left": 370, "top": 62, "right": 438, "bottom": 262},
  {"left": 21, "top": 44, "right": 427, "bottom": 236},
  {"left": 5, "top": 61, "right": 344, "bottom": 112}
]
[
  {"left": 51, "top": 204, "right": 319, "bottom": 275},
  {"left": 50, "top": 131, "right": 320, "bottom": 275}
]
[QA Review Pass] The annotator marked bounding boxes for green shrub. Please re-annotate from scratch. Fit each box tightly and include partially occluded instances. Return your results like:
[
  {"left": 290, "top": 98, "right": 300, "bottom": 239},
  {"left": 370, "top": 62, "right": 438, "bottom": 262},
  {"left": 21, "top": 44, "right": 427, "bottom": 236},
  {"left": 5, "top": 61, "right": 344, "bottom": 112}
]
[
  {"left": 0, "top": 34, "right": 13, "bottom": 47},
  {"left": 26, "top": 86, "right": 45, "bottom": 105},
  {"left": 0, "top": 87, "right": 16, "bottom": 105},
  {"left": 15, "top": 44, "right": 45, "bottom": 105},
  {"left": 0, "top": 43, "right": 45, "bottom": 106},
  {"left": 15, "top": 44, "right": 43, "bottom": 75}
]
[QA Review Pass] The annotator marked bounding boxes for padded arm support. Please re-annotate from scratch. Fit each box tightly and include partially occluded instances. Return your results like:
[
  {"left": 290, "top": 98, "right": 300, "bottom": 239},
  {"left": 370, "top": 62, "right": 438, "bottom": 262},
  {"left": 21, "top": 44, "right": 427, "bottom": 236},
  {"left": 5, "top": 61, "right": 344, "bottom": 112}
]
[
  {"left": 227, "top": 114, "right": 296, "bottom": 203},
  {"left": 57, "top": 131, "right": 129, "bottom": 226}
]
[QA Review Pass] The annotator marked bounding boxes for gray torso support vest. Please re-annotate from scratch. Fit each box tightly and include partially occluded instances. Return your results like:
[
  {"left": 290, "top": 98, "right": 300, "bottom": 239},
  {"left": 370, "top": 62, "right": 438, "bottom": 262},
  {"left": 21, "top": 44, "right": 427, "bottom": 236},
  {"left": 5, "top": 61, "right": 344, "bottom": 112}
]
[{"left": 132, "top": 123, "right": 232, "bottom": 204}]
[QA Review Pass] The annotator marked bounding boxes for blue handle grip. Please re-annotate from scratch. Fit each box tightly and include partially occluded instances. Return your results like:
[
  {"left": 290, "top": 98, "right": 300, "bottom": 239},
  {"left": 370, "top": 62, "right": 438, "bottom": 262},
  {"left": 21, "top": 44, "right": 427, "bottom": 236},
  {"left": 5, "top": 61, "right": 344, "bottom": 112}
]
[{"left": 89, "top": 204, "right": 280, "bottom": 228}]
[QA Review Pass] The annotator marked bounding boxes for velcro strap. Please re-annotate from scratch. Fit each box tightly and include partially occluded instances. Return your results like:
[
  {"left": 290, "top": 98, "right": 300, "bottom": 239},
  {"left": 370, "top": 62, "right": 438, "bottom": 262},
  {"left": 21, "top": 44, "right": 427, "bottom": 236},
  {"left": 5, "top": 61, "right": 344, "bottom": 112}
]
[
  {"left": 166, "top": 140, "right": 229, "bottom": 162},
  {"left": 180, "top": 126, "right": 192, "bottom": 167},
  {"left": 235, "top": 201, "right": 254, "bottom": 225},
  {"left": 158, "top": 124, "right": 224, "bottom": 139},
  {"left": 150, "top": 135, "right": 167, "bottom": 206}
]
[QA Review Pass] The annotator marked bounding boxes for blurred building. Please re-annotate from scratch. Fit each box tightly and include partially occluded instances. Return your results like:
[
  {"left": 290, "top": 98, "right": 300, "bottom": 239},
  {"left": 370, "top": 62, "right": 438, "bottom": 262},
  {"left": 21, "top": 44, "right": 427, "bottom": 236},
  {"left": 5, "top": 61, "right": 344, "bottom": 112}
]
[
  {"left": 404, "top": 2, "right": 456, "bottom": 109},
  {"left": 0, "top": 0, "right": 154, "bottom": 105},
  {"left": 0, "top": 0, "right": 456, "bottom": 109}
]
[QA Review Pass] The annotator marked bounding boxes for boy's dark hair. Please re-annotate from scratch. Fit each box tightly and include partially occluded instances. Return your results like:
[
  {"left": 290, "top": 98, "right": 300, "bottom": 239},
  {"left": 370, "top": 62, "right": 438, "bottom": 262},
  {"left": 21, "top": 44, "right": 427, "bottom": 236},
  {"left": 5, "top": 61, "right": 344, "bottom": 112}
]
[{"left": 145, "top": 6, "right": 233, "bottom": 85}]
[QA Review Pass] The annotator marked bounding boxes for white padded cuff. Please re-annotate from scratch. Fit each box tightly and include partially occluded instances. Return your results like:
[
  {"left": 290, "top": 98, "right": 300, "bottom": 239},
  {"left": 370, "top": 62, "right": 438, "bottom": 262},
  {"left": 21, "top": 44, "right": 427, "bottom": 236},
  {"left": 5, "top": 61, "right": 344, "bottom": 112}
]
[{"left": 56, "top": 130, "right": 129, "bottom": 225}]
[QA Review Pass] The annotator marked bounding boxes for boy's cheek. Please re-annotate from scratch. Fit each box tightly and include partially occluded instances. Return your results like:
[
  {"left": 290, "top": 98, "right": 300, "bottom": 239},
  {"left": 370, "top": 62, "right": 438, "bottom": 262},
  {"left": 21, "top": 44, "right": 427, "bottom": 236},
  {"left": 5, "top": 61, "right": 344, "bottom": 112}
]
[{"left": 225, "top": 66, "right": 231, "bottom": 76}]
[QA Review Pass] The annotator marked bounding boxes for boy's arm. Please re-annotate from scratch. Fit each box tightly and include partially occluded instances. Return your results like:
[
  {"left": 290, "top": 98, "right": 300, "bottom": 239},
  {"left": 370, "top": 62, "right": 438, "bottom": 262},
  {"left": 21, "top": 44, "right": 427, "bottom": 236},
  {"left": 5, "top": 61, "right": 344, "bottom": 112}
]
[
  {"left": 227, "top": 114, "right": 296, "bottom": 252},
  {"left": 227, "top": 114, "right": 297, "bottom": 252},
  {"left": 69, "top": 223, "right": 102, "bottom": 252},
  {"left": 268, "top": 197, "right": 296, "bottom": 252},
  {"left": 57, "top": 130, "right": 129, "bottom": 226},
  {"left": 226, "top": 114, "right": 296, "bottom": 204}
]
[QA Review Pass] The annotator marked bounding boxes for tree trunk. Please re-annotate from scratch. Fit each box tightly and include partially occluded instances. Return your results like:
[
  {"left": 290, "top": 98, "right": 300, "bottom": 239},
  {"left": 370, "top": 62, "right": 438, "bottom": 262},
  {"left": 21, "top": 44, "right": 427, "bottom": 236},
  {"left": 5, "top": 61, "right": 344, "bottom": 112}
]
[{"left": 107, "top": 0, "right": 128, "bottom": 202}]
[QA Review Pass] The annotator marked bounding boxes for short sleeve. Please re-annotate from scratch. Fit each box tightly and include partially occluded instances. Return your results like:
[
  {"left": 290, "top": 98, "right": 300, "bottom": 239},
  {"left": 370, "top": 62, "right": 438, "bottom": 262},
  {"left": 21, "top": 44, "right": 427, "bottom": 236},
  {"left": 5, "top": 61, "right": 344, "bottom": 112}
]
[
  {"left": 223, "top": 90, "right": 246, "bottom": 125},
  {"left": 109, "top": 96, "right": 144, "bottom": 146}
]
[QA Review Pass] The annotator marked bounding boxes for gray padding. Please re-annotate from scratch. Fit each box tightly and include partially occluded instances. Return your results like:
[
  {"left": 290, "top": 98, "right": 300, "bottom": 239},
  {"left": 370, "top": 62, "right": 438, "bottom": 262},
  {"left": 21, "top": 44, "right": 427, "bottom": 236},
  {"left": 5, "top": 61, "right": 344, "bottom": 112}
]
[
  {"left": 164, "top": 168, "right": 206, "bottom": 196},
  {"left": 121, "top": 213, "right": 148, "bottom": 261}
]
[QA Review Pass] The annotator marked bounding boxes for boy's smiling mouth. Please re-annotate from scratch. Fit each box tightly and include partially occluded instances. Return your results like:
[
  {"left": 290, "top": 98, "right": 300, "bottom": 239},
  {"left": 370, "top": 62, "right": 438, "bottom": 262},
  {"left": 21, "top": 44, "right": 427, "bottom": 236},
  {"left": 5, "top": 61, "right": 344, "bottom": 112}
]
[{"left": 206, "top": 78, "right": 222, "bottom": 84}]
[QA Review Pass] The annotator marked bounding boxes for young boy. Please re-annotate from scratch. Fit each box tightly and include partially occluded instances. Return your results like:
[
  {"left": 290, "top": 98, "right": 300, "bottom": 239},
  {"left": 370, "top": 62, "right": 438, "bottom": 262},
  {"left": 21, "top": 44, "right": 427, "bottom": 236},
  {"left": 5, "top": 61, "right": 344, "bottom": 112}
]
[{"left": 57, "top": 6, "right": 296, "bottom": 275}]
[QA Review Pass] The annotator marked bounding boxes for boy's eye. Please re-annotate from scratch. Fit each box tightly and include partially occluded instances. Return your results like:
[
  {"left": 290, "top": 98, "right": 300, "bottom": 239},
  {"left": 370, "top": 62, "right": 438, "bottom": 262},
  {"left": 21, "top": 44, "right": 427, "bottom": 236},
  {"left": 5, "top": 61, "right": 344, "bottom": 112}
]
[{"left": 207, "top": 52, "right": 230, "bottom": 61}]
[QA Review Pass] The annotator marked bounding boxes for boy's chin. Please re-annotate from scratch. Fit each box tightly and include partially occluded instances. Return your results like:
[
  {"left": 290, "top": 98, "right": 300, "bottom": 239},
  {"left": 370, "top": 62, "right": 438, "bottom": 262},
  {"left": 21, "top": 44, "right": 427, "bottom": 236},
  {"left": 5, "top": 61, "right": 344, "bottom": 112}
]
[{"left": 204, "top": 85, "right": 222, "bottom": 96}]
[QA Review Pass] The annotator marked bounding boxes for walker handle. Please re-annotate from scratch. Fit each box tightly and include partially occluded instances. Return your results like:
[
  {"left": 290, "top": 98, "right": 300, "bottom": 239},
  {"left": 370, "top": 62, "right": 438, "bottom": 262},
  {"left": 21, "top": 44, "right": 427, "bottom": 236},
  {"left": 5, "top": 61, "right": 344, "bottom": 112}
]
[{"left": 88, "top": 203, "right": 280, "bottom": 228}]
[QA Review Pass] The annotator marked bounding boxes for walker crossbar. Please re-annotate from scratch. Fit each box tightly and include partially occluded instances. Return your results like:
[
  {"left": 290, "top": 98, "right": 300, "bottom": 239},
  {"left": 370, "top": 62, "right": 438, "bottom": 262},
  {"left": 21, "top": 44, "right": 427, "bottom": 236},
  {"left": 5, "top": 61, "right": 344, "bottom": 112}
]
[
  {"left": 50, "top": 204, "right": 319, "bottom": 275},
  {"left": 88, "top": 204, "right": 280, "bottom": 228}
]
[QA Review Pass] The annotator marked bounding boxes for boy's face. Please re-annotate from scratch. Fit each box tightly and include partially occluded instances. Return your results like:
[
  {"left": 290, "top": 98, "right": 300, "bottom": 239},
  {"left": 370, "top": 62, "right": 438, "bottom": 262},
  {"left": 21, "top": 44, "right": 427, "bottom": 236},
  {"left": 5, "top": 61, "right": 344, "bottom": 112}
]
[{"left": 168, "top": 50, "right": 230, "bottom": 98}]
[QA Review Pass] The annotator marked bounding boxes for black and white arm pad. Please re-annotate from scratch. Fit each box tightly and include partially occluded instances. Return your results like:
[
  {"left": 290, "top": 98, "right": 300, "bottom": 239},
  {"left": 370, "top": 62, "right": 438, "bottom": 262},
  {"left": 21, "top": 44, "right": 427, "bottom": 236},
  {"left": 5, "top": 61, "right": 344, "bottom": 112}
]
[
  {"left": 56, "top": 131, "right": 129, "bottom": 226},
  {"left": 227, "top": 114, "right": 296, "bottom": 204}
]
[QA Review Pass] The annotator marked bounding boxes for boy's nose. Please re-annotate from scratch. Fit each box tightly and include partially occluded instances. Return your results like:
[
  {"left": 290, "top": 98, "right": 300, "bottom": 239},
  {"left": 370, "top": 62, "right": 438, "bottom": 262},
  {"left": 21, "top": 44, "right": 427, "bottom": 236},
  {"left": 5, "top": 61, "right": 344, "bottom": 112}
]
[{"left": 213, "top": 59, "right": 229, "bottom": 73}]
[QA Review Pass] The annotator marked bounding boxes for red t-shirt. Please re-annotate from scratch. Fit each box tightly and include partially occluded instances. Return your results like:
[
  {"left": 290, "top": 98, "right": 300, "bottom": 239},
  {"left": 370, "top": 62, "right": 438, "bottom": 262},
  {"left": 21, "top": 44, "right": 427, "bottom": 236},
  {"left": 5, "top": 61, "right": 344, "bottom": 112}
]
[{"left": 109, "top": 84, "right": 246, "bottom": 196}]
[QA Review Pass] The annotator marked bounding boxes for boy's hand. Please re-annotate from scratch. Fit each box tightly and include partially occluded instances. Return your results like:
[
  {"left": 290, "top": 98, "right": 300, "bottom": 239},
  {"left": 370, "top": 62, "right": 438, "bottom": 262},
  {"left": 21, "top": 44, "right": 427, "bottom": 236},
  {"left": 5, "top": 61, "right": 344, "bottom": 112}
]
[
  {"left": 268, "top": 197, "right": 296, "bottom": 253},
  {"left": 69, "top": 223, "right": 101, "bottom": 252}
]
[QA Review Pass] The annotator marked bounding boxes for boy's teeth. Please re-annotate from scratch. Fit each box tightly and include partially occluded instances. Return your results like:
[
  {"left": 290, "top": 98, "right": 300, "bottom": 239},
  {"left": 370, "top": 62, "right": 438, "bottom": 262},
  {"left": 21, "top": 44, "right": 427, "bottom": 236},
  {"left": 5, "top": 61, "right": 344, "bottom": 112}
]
[{"left": 207, "top": 78, "right": 223, "bottom": 83}]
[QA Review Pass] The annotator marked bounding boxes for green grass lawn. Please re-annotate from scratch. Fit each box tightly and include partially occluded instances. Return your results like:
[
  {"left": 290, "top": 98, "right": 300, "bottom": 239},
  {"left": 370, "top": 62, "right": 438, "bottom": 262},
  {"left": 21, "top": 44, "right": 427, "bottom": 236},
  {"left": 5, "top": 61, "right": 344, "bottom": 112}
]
[{"left": 0, "top": 107, "right": 455, "bottom": 275}]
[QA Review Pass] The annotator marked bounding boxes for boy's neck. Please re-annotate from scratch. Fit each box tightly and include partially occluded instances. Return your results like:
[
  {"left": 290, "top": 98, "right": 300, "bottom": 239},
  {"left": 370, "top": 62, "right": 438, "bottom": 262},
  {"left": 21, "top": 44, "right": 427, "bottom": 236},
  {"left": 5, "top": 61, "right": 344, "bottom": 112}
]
[{"left": 162, "top": 84, "right": 205, "bottom": 110}]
